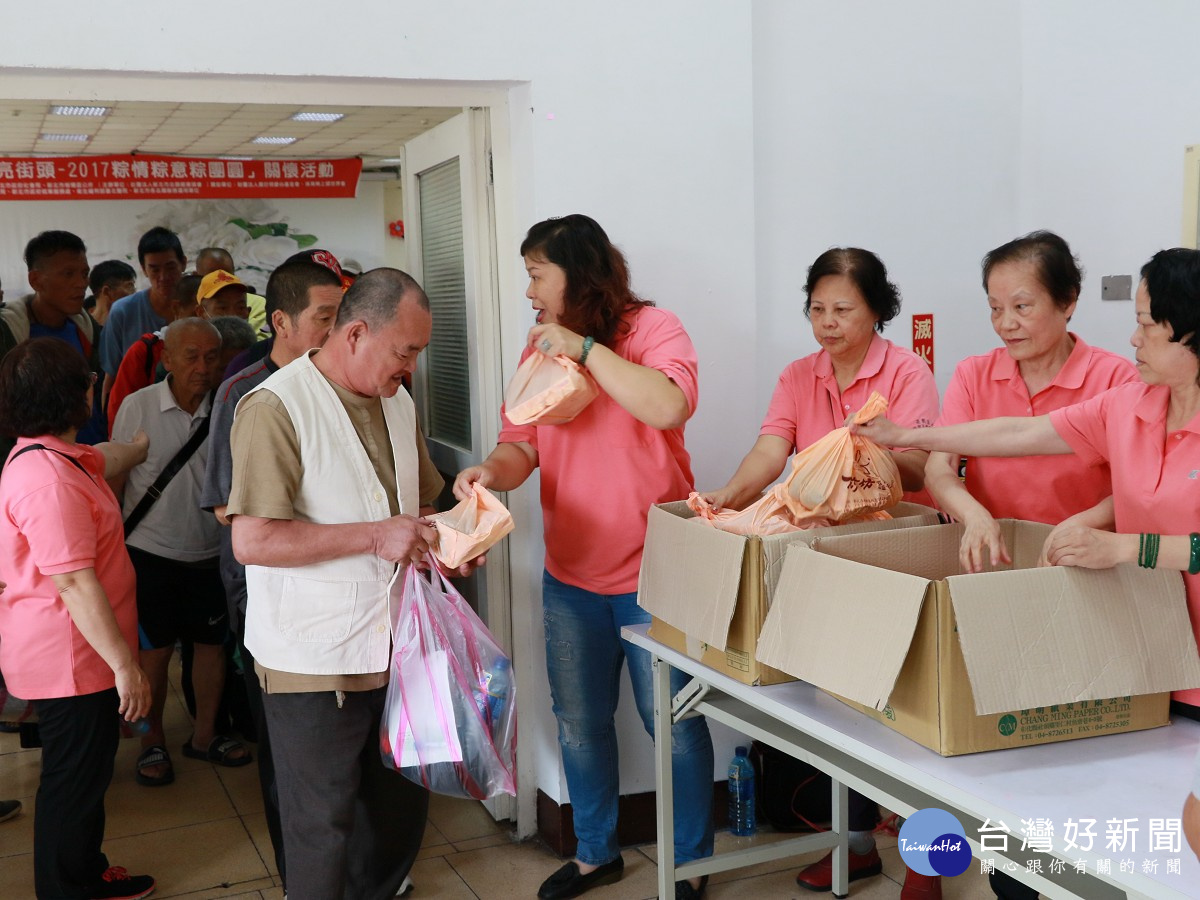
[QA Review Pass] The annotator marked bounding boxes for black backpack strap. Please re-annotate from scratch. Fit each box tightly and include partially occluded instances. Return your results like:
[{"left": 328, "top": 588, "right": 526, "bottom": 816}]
[
  {"left": 140, "top": 334, "right": 159, "bottom": 383},
  {"left": 123, "top": 407, "right": 212, "bottom": 538},
  {"left": 7, "top": 443, "right": 95, "bottom": 482}
]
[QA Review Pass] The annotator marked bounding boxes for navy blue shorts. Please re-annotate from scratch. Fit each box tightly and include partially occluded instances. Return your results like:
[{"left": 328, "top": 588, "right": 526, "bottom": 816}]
[{"left": 127, "top": 546, "right": 228, "bottom": 649}]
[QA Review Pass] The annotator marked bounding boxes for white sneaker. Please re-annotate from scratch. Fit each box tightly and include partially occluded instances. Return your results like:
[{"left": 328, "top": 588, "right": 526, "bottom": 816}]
[{"left": 396, "top": 875, "right": 414, "bottom": 896}]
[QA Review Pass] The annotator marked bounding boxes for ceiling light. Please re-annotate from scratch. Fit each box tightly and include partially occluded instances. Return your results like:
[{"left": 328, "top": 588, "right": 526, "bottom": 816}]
[
  {"left": 252, "top": 136, "right": 297, "bottom": 145},
  {"left": 51, "top": 105, "right": 109, "bottom": 117},
  {"left": 291, "top": 112, "right": 344, "bottom": 123},
  {"left": 40, "top": 133, "right": 90, "bottom": 141}
]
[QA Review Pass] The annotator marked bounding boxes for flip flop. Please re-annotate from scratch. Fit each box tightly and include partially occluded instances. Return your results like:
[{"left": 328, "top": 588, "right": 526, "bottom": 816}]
[
  {"left": 135, "top": 744, "right": 174, "bottom": 787},
  {"left": 181, "top": 734, "right": 253, "bottom": 767}
]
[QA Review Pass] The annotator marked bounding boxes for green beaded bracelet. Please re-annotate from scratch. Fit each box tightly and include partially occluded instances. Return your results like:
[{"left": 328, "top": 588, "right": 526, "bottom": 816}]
[
  {"left": 579, "top": 335, "right": 595, "bottom": 367},
  {"left": 1190, "top": 533, "right": 1200, "bottom": 575}
]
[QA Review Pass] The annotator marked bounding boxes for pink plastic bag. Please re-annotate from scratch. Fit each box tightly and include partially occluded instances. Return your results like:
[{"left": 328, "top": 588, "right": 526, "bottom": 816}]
[
  {"left": 380, "top": 559, "right": 517, "bottom": 800},
  {"left": 504, "top": 352, "right": 598, "bottom": 425},
  {"left": 429, "top": 483, "right": 514, "bottom": 570}
]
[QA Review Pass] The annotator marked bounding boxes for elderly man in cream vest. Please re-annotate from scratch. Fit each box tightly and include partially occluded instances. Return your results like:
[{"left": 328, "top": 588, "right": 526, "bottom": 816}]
[{"left": 227, "top": 268, "right": 466, "bottom": 900}]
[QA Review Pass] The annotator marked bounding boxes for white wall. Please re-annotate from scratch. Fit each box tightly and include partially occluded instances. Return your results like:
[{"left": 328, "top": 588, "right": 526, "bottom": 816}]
[
  {"left": 0, "top": 0, "right": 758, "bottom": 809},
  {"left": 753, "top": 1, "right": 1023, "bottom": 398},
  {"left": 1018, "top": 0, "right": 1200, "bottom": 355}
]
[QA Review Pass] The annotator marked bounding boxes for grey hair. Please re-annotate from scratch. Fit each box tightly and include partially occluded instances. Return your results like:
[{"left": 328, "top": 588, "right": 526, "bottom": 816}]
[
  {"left": 209, "top": 315, "right": 258, "bottom": 354},
  {"left": 334, "top": 267, "right": 429, "bottom": 331}
]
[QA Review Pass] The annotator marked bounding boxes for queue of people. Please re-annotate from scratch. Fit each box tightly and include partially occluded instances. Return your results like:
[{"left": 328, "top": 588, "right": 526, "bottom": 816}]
[{"left": 1, "top": 212, "right": 1200, "bottom": 900}]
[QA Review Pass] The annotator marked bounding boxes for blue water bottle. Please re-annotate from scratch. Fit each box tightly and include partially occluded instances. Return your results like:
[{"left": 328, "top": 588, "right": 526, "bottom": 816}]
[
  {"left": 484, "top": 657, "right": 510, "bottom": 727},
  {"left": 728, "top": 745, "right": 757, "bottom": 836}
]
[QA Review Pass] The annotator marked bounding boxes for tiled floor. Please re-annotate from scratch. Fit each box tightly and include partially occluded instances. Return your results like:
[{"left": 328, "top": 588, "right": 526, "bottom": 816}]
[{"left": 1, "top": 661, "right": 1002, "bottom": 899}]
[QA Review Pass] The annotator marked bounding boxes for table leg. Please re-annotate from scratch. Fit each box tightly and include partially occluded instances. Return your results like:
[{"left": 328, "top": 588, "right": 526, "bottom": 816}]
[
  {"left": 653, "top": 653, "right": 676, "bottom": 900},
  {"left": 831, "top": 778, "right": 849, "bottom": 898}
]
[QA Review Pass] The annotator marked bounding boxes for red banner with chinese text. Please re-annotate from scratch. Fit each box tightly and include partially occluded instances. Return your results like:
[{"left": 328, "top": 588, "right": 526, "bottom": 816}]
[
  {"left": 0, "top": 155, "right": 362, "bottom": 200},
  {"left": 912, "top": 313, "right": 934, "bottom": 372}
]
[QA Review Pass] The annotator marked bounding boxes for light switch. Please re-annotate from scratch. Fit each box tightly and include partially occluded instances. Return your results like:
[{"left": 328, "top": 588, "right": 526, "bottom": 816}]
[{"left": 1101, "top": 275, "right": 1132, "bottom": 301}]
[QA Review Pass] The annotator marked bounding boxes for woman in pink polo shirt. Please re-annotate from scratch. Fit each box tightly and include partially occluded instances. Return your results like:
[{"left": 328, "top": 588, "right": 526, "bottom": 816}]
[
  {"left": 929, "top": 232, "right": 1136, "bottom": 584},
  {"left": 0, "top": 338, "right": 155, "bottom": 900},
  {"left": 699, "top": 247, "right": 938, "bottom": 514},
  {"left": 856, "top": 247, "right": 1200, "bottom": 836},
  {"left": 455, "top": 214, "right": 713, "bottom": 900},
  {"left": 921, "top": 234, "right": 1134, "bottom": 900},
  {"left": 698, "top": 248, "right": 938, "bottom": 898}
]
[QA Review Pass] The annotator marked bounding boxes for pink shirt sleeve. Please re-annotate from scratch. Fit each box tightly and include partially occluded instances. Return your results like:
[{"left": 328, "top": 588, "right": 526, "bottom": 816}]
[
  {"left": 759, "top": 361, "right": 808, "bottom": 444},
  {"left": 10, "top": 479, "right": 101, "bottom": 575},
  {"left": 631, "top": 308, "right": 699, "bottom": 415},
  {"left": 937, "top": 362, "right": 975, "bottom": 427},
  {"left": 882, "top": 354, "right": 940, "bottom": 431},
  {"left": 1049, "top": 391, "right": 1113, "bottom": 467}
]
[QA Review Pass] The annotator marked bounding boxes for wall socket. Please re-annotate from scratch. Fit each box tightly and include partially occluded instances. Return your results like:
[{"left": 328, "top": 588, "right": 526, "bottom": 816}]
[{"left": 1101, "top": 275, "right": 1132, "bottom": 301}]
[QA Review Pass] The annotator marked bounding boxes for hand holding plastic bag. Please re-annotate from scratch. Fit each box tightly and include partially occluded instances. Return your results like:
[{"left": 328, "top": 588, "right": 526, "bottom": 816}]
[
  {"left": 380, "top": 559, "right": 517, "bottom": 799},
  {"left": 688, "top": 392, "right": 900, "bottom": 534},
  {"left": 778, "top": 391, "right": 901, "bottom": 522},
  {"left": 504, "top": 352, "right": 598, "bottom": 425},
  {"left": 428, "top": 483, "right": 514, "bottom": 569}
]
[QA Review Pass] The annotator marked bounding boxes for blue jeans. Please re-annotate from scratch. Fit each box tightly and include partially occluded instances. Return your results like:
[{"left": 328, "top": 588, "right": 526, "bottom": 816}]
[{"left": 542, "top": 570, "right": 715, "bottom": 867}]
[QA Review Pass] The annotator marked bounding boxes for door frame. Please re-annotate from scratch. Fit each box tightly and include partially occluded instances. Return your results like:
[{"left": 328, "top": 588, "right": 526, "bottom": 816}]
[{"left": 0, "top": 70, "right": 542, "bottom": 838}]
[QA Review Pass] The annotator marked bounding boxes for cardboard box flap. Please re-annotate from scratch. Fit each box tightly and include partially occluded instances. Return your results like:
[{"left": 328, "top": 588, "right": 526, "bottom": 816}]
[
  {"left": 758, "top": 542, "right": 930, "bottom": 711},
  {"left": 637, "top": 503, "right": 746, "bottom": 650},
  {"left": 948, "top": 563, "right": 1200, "bottom": 715},
  {"left": 809, "top": 524, "right": 963, "bottom": 581}
]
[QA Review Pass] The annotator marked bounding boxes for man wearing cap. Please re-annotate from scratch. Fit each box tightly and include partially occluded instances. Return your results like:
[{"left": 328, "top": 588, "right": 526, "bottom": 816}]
[
  {"left": 219, "top": 248, "right": 348, "bottom": 382},
  {"left": 196, "top": 247, "right": 268, "bottom": 336},
  {"left": 197, "top": 270, "right": 251, "bottom": 321}
]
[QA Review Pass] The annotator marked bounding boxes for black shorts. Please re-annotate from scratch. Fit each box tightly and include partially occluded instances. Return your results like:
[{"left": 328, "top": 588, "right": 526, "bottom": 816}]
[{"left": 127, "top": 546, "right": 228, "bottom": 650}]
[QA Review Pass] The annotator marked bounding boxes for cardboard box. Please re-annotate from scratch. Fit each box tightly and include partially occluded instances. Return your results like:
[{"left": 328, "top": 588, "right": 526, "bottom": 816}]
[
  {"left": 638, "top": 500, "right": 943, "bottom": 685},
  {"left": 756, "top": 520, "right": 1200, "bottom": 755}
]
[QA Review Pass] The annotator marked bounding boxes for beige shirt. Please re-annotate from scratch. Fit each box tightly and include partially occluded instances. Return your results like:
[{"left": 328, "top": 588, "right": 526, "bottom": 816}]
[{"left": 228, "top": 376, "right": 444, "bottom": 693}]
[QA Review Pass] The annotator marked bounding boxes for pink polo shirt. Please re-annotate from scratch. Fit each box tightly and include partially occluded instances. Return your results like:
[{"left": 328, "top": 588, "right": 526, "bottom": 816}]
[
  {"left": 1051, "top": 382, "right": 1200, "bottom": 706},
  {"left": 761, "top": 334, "right": 940, "bottom": 449},
  {"left": 939, "top": 335, "right": 1137, "bottom": 523},
  {"left": 0, "top": 436, "right": 138, "bottom": 699},
  {"left": 498, "top": 306, "right": 697, "bottom": 595}
]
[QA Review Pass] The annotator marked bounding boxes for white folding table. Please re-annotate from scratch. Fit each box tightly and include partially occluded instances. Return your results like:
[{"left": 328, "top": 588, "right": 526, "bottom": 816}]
[{"left": 624, "top": 623, "right": 1200, "bottom": 900}]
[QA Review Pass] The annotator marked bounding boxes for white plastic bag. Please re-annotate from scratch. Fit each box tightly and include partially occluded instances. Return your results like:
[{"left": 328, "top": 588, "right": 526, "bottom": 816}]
[{"left": 381, "top": 559, "right": 517, "bottom": 799}]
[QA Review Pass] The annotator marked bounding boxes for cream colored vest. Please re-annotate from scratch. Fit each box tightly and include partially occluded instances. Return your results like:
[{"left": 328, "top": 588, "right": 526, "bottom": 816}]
[{"left": 241, "top": 351, "right": 419, "bottom": 675}]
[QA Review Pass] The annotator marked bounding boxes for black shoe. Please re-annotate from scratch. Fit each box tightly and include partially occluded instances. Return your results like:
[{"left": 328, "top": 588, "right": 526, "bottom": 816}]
[
  {"left": 537, "top": 857, "right": 624, "bottom": 899},
  {"left": 675, "top": 874, "right": 709, "bottom": 899},
  {"left": 90, "top": 866, "right": 155, "bottom": 899},
  {"left": 0, "top": 799, "right": 21, "bottom": 823}
]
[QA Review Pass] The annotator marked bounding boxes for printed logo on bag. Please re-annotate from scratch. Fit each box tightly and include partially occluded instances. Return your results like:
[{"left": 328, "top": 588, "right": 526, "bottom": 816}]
[
  {"left": 998, "top": 714, "right": 1018, "bottom": 736},
  {"left": 898, "top": 808, "right": 972, "bottom": 877}
]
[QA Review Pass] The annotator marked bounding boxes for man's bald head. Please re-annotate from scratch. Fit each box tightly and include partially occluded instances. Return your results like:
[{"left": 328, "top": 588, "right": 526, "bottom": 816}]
[
  {"left": 334, "top": 268, "right": 429, "bottom": 332},
  {"left": 196, "top": 247, "right": 235, "bottom": 277}
]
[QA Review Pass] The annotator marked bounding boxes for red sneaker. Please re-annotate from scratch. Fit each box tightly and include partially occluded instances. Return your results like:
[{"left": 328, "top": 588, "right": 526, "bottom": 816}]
[
  {"left": 795, "top": 846, "right": 883, "bottom": 892},
  {"left": 91, "top": 866, "right": 155, "bottom": 900},
  {"left": 901, "top": 868, "right": 943, "bottom": 900}
]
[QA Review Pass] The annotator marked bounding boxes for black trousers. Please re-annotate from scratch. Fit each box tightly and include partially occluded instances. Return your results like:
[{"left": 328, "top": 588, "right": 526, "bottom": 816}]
[
  {"left": 33, "top": 688, "right": 120, "bottom": 899},
  {"left": 233, "top": 611, "right": 285, "bottom": 887},
  {"left": 263, "top": 686, "right": 429, "bottom": 900}
]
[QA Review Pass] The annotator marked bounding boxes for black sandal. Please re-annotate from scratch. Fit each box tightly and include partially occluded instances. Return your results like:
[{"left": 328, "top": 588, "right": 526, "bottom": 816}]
[{"left": 135, "top": 744, "right": 174, "bottom": 787}]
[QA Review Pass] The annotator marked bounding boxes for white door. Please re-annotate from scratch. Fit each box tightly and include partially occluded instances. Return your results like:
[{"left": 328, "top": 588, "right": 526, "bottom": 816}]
[{"left": 403, "top": 110, "right": 515, "bottom": 821}]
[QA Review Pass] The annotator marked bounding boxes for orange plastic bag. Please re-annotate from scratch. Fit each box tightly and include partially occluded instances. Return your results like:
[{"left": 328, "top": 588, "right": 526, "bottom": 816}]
[
  {"left": 504, "top": 353, "right": 599, "bottom": 426},
  {"left": 775, "top": 391, "right": 901, "bottom": 524},
  {"left": 687, "top": 392, "right": 901, "bottom": 535},
  {"left": 429, "top": 483, "right": 515, "bottom": 569}
]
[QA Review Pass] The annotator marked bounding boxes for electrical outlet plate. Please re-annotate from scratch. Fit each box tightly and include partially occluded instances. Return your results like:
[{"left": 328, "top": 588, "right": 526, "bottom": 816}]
[{"left": 1101, "top": 275, "right": 1132, "bottom": 301}]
